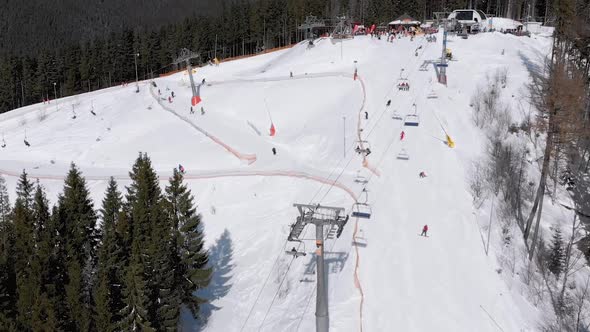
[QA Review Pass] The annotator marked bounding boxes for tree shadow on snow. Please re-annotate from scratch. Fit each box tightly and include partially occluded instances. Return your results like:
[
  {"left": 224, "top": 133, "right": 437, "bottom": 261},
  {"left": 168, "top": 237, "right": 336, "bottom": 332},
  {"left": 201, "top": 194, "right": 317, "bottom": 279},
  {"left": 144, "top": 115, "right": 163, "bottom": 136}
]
[
  {"left": 518, "top": 50, "right": 546, "bottom": 79},
  {"left": 188, "top": 229, "right": 235, "bottom": 331}
]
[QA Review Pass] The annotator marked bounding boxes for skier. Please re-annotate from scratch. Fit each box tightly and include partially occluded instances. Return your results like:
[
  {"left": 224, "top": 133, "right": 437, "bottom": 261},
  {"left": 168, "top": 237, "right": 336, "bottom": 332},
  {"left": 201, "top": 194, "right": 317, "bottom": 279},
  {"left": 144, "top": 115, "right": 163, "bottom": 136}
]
[
  {"left": 168, "top": 96, "right": 172, "bottom": 103},
  {"left": 400, "top": 131, "right": 405, "bottom": 141},
  {"left": 158, "top": 89, "right": 161, "bottom": 95},
  {"left": 171, "top": 91, "right": 175, "bottom": 98},
  {"left": 201, "top": 107, "right": 205, "bottom": 115},
  {"left": 290, "top": 71, "right": 293, "bottom": 78},
  {"left": 190, "top": 106, "right": 194, "bottom": 114},
  {"left": 386, "top": 100, "right": 391, "bottom": 107},
  {"left": 202, "top": 78, "right": 206, "bottom": 85},
  {"left": 365, "top": 111, "right": 368, "bottom": 120},
  {"left": 178, "top": 164, "right": 185, "bottom": 174},
  {"left": 365, "top": 148, "right": 371, "bottom": 156},
  {"left": 419, "top": 171, "right": 427, "bottom": 178},
  {"left": 420, "top": 224, "right": 428, "bottom": 236},
  {"left": 272, "top": 147, "right": 277, "bottom": 155}
]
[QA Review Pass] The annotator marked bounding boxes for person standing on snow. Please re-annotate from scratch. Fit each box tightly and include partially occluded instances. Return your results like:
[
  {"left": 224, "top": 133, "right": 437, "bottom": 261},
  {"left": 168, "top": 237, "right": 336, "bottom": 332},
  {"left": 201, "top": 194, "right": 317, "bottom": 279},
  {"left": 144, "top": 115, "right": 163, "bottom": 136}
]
[
  {"left": 272, "top": 147, "right": 277, "bottom": 155},
  {"left": 190, "top": 107, "right": 194, "bottom": 114},
  {"left": 421, "top": 224, "right": 428, "bottom": 236},
  {"left": 400, "top": 131, "right": 405, "bottom": 140},
  {"left": 365, "top": 111, "right": 369, "bottom": 120},
  {"left": 201, "top": 107, "right": 205, "bottom": 115}
]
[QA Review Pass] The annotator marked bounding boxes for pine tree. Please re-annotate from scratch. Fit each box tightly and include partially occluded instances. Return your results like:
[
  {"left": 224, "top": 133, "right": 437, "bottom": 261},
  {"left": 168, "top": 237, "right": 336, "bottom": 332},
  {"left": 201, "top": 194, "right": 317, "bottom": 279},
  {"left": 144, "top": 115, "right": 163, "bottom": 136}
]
[
  {"left": 0, "top": 176, "right": 16, "bottom": 330},
  {"left": 12, "top": 171, "right": 36, "bottom": 330},
  {"left": 95, "top": 177, "right": 124, "bottom": 331},
  {"left": 119, "top": 153, "right": 160, "bottom": 330},
  {"left": 165, "top": 168, "right": 211, "bottom": 320},
  {"left": 48, "top": 205, "right": 70, "bottom": 329},
  {"left": 30, "top": 183, "right": 58, "bottom": 331},
  {"left": 58, "top": 163, "right": 98, "bottom": 331},
  {"left": 548, "top": 227, "right": 565, "bottom": 278}
]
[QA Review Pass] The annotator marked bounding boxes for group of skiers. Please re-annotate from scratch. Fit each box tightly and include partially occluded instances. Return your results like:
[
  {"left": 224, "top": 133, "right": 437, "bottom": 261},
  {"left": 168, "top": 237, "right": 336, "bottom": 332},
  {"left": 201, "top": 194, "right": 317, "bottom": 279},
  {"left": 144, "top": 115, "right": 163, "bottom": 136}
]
[{"left": 398, "top": 82, "right": 410, "bottom": 91}]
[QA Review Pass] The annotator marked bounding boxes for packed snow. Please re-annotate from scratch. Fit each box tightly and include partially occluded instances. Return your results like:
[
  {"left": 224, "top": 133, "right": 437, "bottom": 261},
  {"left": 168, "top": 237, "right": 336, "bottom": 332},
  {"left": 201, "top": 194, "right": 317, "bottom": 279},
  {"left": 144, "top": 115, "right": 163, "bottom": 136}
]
[{"left": 0, "top": 26, "right": 555, "bottom": 331}]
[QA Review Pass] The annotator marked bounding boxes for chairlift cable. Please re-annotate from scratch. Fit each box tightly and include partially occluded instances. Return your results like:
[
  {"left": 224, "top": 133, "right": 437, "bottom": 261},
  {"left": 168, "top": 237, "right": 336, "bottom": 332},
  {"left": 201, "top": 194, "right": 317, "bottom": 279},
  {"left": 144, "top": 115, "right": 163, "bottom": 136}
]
[{"left": 247, "top": 38, "right": 432, "bottom": 329}]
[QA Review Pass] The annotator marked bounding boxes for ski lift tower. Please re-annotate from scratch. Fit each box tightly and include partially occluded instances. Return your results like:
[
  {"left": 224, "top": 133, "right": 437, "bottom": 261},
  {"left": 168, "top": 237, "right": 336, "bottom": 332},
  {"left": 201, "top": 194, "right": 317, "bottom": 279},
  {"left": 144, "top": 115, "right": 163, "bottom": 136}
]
[
  {"left": 298, "top": 15, "right": 326, "bottom": 40},
  {"left": 173, "top": 48, "right": 202, "bottom": 106},
  {"left": 287, "top": 204, "right": 349, "bottom": 332},
  {"left": 332, "top": 16, "right": 353, "bottom": 39},
  {"left": 437, "top": 28, "right": 448, "bottom": 85}
]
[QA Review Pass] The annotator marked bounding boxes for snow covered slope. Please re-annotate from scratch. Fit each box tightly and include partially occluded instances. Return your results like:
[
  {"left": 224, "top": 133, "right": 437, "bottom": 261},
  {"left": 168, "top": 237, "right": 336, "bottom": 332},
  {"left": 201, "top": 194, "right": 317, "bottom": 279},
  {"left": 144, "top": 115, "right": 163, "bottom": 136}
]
[{"left": 0, "top": 30, "right": 553, "bottom": 331}]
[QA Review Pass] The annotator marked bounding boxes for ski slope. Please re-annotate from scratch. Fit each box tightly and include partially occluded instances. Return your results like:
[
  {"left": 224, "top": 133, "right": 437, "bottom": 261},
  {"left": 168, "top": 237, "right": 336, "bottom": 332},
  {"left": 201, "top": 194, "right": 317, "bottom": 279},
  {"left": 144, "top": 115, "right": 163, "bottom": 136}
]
[{"left": 0, "top": 28, "right": 554, "bottom": 331}]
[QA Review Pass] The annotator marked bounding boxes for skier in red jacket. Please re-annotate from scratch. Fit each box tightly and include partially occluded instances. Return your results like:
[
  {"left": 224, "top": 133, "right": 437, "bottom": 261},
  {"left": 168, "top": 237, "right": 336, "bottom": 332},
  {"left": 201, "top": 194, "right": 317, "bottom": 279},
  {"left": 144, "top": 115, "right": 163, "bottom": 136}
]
[
  {"left": 421, "top": 224, "right": 428, "bottom": 236},
  {"left": 400, "top": 131, "right": 405, "bottom": 141}
]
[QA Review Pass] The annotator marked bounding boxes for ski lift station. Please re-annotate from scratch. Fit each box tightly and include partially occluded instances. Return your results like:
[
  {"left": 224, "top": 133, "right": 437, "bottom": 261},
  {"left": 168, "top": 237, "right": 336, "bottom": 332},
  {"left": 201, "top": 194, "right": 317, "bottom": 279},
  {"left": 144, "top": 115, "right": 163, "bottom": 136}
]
[{"left": 447, "top": 9, "right": 487, "bottom": 32}]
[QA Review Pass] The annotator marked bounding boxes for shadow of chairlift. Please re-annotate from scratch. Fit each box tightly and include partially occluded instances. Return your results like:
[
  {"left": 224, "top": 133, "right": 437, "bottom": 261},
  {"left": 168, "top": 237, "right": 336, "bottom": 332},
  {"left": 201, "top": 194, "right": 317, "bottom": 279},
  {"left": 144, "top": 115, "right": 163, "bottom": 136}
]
[
  {"left": 392, "top": 109, "right": 403, "bottom": 120},
  {"left": 354, "top": 173, "right": 369, "bottom": 185},
  {"left": 23, "top": 130, "right": 30, "bottom": 147},
  {"left": 352, "top": 229, "right": 368, "bottom": 247}
]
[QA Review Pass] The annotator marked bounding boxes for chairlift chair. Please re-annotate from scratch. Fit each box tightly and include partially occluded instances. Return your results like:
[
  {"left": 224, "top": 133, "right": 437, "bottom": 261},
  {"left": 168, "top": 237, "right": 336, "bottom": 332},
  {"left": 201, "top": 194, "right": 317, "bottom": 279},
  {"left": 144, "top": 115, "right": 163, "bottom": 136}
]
[
  {"left": 396, "top": 148, "right": 410, "bottom": 160},
  {"left": 355, "top": 140, "right": 372, "bottom": 156},
  {"left": 397, "top": 79, "right": 410, "bottom": 91},
  {"left": 351, "top": 188, "right": 372, "bottom": 219},
  {"left": 352, "top": 203, "right": 371, "bottom": 219},
  {"left": 285, "top": 241, "right": 307, "bottom": 258},
  {"left": 404, "top": 103, "right": 420, "bottom": 127}
]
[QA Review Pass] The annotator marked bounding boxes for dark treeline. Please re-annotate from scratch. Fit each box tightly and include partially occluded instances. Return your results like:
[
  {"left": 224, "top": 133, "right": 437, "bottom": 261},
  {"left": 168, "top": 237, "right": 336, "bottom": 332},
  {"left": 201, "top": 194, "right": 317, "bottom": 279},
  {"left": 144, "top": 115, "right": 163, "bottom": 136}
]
[
  {"left": 0, "top": 153, "right": 211, "bottom": 331},
  {"left": 0, "top": 0, "right": 222, "bottom": 57},
  {"left": 0, "top": 0, "right": 564, "bottom": 114}
]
